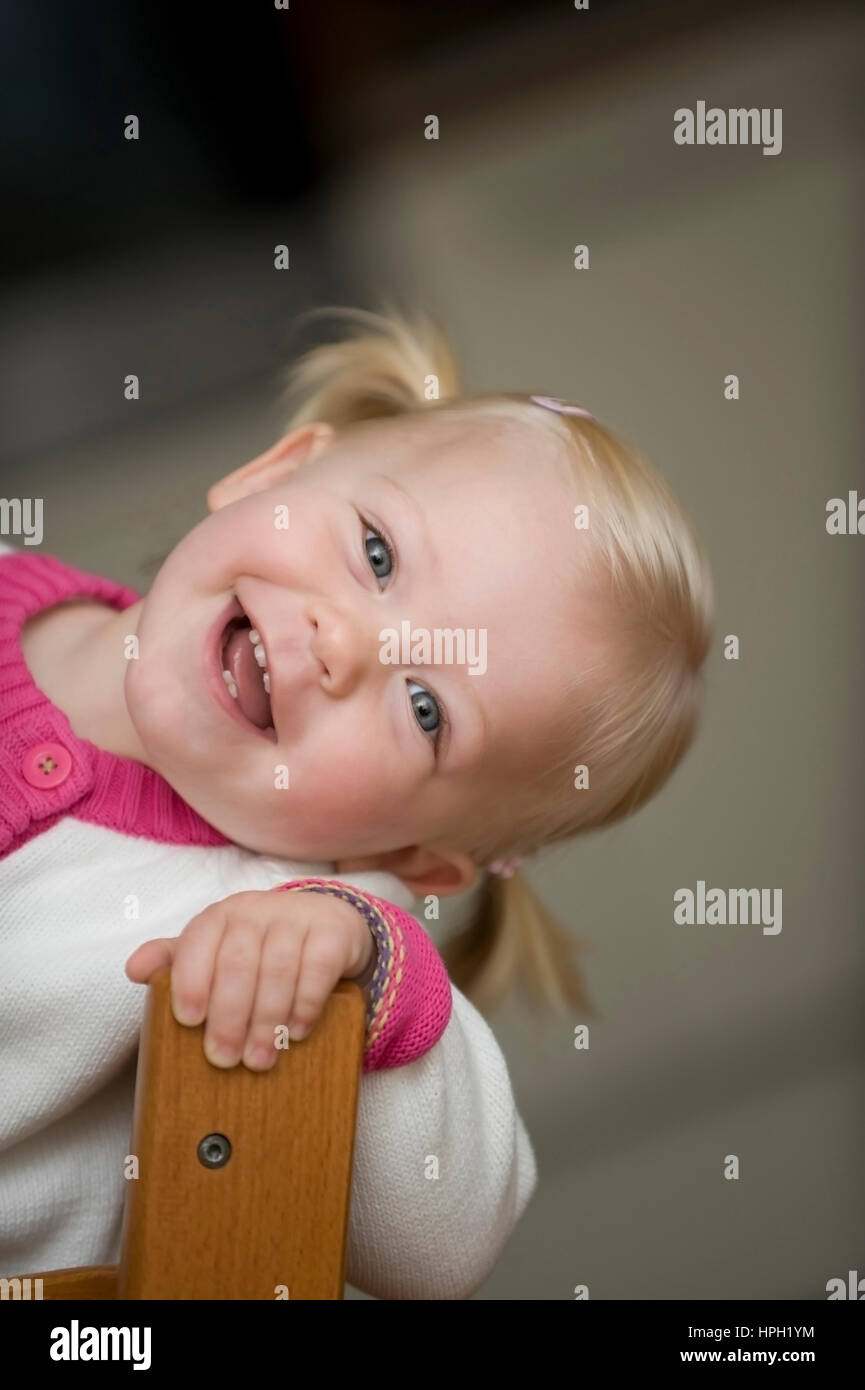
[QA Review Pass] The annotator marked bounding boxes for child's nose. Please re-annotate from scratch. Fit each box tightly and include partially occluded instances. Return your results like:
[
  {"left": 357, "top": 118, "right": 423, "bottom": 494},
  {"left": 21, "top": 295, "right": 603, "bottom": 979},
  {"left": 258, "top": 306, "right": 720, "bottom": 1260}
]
[{"left": 308, "top": 601, "right": 380, "bottom": 697}]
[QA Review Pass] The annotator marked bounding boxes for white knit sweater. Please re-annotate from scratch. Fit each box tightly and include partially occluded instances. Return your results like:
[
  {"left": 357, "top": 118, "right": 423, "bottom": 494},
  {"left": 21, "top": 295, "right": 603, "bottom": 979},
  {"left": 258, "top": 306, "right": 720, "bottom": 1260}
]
[{"left": 0, "top": 828, "right": 537, "bottom": 1300}]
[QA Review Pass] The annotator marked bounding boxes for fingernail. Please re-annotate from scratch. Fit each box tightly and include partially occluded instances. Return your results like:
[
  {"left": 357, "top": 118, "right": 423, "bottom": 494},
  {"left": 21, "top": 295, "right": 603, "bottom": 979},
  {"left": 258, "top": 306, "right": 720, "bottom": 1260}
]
[
  {"left": 289, "top": 1022, "right": 309, "bottom": 1042},
  {"left": 245, "top": 1045, "right": 273, "bottom": 1069},
  {"left": 172, "top": 1000, "right": 200, "bottom": 1027},
  {"left": 205, "top": 1040, "right": 236, "bottom": 1067}
]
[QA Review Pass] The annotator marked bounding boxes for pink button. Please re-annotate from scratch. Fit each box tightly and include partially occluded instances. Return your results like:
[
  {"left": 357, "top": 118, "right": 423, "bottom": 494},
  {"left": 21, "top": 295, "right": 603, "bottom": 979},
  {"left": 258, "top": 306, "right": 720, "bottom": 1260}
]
[{"left": 21, "top": 741, "right": 73, "bottom": 789}]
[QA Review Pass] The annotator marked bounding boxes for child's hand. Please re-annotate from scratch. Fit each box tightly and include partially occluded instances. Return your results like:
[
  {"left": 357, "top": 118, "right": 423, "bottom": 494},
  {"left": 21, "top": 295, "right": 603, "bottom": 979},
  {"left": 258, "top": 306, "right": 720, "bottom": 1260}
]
[{"left": 125, "top": 889, "right": 375, "bottom": 1071}]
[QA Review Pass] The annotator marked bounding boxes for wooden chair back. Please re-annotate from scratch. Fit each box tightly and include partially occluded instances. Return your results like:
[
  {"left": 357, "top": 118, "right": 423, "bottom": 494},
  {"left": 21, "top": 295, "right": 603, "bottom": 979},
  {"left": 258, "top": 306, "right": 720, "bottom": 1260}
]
[{"left": 10, "top": 967, "right": 366, "bottom": 1300}]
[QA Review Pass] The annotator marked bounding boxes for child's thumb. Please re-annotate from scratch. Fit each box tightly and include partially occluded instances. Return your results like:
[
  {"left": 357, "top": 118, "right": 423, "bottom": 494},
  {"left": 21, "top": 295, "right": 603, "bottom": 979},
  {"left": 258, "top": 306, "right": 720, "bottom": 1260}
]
[{"left": 124, "top": 937, "right": 176, "bottom": 982}]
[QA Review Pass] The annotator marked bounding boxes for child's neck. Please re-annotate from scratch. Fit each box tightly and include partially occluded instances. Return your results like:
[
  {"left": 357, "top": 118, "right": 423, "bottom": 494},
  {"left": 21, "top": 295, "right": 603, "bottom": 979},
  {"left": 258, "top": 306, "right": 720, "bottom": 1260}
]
[{"left": 20, "top": 596, "right": 149, "bottom": 764}]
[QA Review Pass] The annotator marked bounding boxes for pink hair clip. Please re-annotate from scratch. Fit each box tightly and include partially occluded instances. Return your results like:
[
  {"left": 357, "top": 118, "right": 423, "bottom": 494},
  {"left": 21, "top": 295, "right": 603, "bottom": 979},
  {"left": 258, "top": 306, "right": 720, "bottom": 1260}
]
[
  {"left": 530, "top": 394, "right": 595, "bottom": 420},
  {"left": 488, "top": 855, "right": 523, "bottom": 879}
]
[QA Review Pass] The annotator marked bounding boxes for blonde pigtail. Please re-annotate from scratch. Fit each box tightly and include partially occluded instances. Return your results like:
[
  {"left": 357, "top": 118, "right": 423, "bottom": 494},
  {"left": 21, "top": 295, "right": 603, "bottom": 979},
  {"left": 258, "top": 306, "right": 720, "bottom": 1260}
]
[
  {"left": 441, "top": 870, "right": 597, "bottom": 1020},
  {"left": 282, "top": 303, "right": 462, "bottom": 432}
]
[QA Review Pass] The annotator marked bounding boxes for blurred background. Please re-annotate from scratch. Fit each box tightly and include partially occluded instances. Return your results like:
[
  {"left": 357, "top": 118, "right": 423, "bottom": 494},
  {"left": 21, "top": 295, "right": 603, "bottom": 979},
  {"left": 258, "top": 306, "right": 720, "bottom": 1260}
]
[{"left": 2, "top": 0, "right": 863, "bottom": 1299}]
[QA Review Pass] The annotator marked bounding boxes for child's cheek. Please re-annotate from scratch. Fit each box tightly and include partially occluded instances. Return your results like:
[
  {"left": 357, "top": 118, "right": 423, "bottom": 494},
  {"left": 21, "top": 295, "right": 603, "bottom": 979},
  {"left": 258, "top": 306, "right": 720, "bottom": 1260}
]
[{"left": 294, "top": 742, "right": 392, "bottom": 835}]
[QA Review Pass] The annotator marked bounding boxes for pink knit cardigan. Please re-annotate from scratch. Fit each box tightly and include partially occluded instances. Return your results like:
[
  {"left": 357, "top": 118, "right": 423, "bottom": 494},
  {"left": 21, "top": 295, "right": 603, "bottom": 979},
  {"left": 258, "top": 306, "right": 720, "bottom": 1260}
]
[{"left": 0, "top": 549, "right": 452, "bottom": 1073}]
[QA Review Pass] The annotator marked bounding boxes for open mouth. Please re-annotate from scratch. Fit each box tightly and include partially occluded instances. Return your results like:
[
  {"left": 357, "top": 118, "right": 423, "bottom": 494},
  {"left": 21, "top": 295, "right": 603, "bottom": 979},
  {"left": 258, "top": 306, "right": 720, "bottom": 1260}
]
[{"left": 219, "top": 609, "right": 275, "bottom": 735}]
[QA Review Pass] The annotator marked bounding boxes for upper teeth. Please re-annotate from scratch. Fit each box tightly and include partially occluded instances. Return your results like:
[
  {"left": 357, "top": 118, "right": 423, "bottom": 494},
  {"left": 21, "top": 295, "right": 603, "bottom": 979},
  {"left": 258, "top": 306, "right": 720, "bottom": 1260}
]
[{"left": 223, "top": 626, "right": 271, "bottom": 702}]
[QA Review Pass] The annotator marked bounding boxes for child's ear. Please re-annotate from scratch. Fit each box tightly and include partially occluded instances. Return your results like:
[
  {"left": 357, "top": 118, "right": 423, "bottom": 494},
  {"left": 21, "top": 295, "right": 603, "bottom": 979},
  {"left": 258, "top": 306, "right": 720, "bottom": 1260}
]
[
  {"left": 360, "top": 845, "right": 480, "bottom": 899},
  {"left": 206, "top": 422, "right": 334, "bottom": 512}
]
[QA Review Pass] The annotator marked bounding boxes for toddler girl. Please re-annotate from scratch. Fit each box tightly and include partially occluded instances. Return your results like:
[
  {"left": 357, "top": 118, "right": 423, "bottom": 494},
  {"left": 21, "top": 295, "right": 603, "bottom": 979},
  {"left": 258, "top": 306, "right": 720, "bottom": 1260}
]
[{"left": 0, "top": 307, "right": 713, "bottom": 1300}]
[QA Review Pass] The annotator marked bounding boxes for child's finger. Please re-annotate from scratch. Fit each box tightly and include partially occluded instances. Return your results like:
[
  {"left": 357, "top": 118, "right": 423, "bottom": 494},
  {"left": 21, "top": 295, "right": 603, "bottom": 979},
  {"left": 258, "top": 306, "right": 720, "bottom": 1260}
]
[
  {"left": 168, "top": 908, "right": 227, "bottom": 1027},
  {"left": 202, "top": 918, "right": 265, "bottom": 1067},
  {"left": 242, "top": 922, "right": 304, "bottom": 1070},
  {"left": 287, "top": 937, "right": 347, "bottom": 1043},
  {"left": 124, "top": 937, "right": 176, "bottom": 982}
]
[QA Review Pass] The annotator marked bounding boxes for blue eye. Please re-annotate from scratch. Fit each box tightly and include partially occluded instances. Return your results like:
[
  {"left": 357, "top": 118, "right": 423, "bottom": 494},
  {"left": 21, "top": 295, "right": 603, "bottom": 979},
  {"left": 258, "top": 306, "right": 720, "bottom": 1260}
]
[
  {"left": 357, "top": 514, "right": 449, "bottom": 756},
  {"left": 363, "top": 524, "right": 393, "bottom": 583},
  {"left": 408, "top": 680, "right": 445, "bottom": 744}
]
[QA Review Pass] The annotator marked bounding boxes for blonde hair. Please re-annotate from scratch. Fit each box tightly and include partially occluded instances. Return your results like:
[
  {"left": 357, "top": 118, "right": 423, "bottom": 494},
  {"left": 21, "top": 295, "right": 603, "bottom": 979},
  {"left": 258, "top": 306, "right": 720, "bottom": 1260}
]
[{"left": 282, "top": 305, "right": 715, "bottom": 1021}]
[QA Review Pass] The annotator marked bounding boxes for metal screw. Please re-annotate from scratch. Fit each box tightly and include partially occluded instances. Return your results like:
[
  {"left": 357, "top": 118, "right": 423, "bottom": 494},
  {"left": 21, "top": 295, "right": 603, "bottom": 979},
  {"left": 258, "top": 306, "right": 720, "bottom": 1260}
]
[{"left": 197, "top": 1132, "right": 232, "bottom": 1169}]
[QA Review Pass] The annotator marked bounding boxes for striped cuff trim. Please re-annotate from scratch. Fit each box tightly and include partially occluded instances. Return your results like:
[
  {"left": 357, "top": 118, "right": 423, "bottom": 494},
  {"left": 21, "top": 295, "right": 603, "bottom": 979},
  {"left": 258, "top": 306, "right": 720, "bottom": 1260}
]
[{"left": 279, "top": 879, "right": 404, "bottom": 1054}]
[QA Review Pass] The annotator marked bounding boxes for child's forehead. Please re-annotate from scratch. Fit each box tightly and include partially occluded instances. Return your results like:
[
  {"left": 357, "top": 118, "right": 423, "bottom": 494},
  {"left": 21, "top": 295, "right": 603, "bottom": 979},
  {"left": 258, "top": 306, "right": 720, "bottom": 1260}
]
[{"left": 350, "top": 408, "right": 571, "bottom": 495}]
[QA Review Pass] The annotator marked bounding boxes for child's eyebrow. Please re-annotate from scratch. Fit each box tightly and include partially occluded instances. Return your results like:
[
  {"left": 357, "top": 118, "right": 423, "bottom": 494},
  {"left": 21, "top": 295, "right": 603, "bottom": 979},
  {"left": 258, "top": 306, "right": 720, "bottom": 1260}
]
[
  {"left": 371, "top": 473, "right": 440, "bottom": 582},
  {"left": 444, "top": 676, "right": 489, "bottom": 774}
]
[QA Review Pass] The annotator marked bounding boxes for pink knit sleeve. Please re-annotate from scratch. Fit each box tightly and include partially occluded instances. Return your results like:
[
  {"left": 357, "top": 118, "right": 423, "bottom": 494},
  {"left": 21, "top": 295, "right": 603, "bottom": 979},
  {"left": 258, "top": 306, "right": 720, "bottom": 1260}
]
[{"left": 271, "top": 877, "right": 452, "bottom": 1074}]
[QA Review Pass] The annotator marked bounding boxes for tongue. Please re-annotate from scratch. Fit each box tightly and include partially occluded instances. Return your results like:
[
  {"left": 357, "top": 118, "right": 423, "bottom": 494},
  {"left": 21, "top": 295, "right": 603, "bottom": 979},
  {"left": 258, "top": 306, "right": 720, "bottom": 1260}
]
[{"left": 224, "top": 627, "right": 272, "bottom": 729}]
